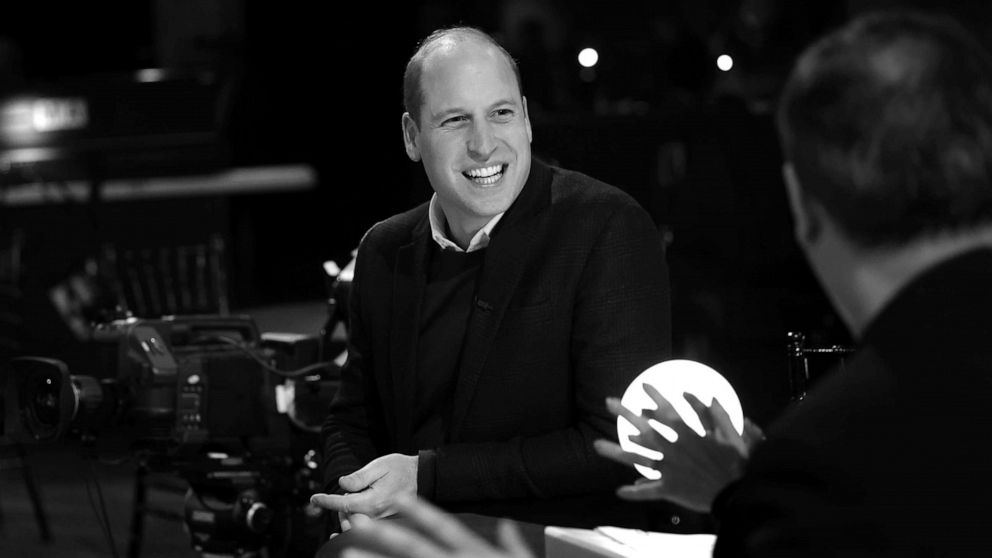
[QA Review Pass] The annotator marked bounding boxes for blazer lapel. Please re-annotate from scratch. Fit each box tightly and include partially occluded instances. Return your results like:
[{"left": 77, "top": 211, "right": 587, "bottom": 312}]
[
  {"left": 389, "top": 215, "right": 431, "bottom": 453},
  {"left": 450, "top": 161, "right": 553, "bottom": 437}
]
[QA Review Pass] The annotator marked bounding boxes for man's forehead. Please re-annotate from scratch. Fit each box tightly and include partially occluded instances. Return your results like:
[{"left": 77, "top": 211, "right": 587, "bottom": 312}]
[
  {"left": 422, "top": 37, "right": 507, "bottom": 76},
  {"left": 420, "top": 40, "right": 520, "bottom": 105}
]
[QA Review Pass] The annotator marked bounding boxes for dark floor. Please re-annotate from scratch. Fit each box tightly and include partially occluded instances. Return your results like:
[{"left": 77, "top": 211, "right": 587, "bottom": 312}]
[
  {"left": 1, "top": 300, "right": 329, "bottom": 558},
  {"left": 1, "top": 443, "right": 196, "bottom": 558}
]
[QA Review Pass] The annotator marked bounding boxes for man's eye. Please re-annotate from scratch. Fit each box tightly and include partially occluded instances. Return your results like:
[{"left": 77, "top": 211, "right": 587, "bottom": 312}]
[
  {"left": 443, "top": 116, "right": 467, "bottom": 126},
  {"left": 492, "top": 109, "right": 514, "bottom": 121}
]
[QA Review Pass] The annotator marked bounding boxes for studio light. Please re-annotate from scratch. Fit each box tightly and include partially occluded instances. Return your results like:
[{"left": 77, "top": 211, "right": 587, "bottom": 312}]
[
  {"left": 578, "top": 47, "right": 599, "bottom": 68},
  {"left": 717, "top": 54, "right": 734, "bottom": 72}
]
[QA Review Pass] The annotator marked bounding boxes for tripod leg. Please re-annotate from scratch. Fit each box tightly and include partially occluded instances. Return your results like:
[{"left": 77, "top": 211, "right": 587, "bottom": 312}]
[
  {"left": 127, "top": 464, "right": 147, "bottom": 558},
  {"left": 15, "top": 444, "right": 52, "bottom": 542}
]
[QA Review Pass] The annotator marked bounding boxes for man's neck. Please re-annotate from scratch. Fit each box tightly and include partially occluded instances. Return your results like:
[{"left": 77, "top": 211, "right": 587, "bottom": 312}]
[
  {"left": 827, "top": 227, "right": 992, "bottom": 339},
  {"left": 446, "top": 218, "right": 485, "bottom": 251}
]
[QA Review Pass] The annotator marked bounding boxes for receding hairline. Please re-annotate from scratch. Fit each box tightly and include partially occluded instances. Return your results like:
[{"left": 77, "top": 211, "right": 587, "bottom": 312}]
[{"left": 404, "top": 27, "right": 522, "bottom": 124}]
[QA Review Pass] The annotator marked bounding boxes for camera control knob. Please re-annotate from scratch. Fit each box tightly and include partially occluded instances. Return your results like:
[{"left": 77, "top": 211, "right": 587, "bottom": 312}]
[{"left": 245, "top": 501, "right": 273, "bottom": 533}]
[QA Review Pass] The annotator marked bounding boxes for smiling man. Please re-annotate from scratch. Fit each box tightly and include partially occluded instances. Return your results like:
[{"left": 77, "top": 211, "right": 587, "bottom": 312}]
[{"left": 312, "top": 26, "right": 672, "bottom": 532}]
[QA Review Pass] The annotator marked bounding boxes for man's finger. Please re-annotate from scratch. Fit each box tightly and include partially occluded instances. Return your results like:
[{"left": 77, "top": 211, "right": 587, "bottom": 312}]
[
  {"left": 349, "top": 515, "right": 448, "bottom": 558},
  {"left": 497, "top": 518, "right": 536, "bottom": 558},
  {"left": 593, "top": 439, "right": 663, "bottom": 470},
  {"left": 311, "top": 491, "right": 376, "bottom": 515},
  {"left": 340, "top": 466, "right": 376, "bottom": 493},
  {"left": 606, "top": 397, "right": 654, "bottom": 434},
  {"left": 641, "top": 384, "right": 682, "bottom": 424},
  {"left": 626, "top": 432, "right": 670, "bottom": 456},
  {"left": 707, "top": 397, "right": 738, "bottom": 438},
  {"left": 393, "top": 496, "right": 492, "bottom": 554},
  {"left": 682, "top": 392, "right": 716, "bottom": 435},
  {"left": 341, "top": 548, "right": 389, "bottom": 558},
  {"left": 616, "top": 479, "right": 665, "bottom": 501}
]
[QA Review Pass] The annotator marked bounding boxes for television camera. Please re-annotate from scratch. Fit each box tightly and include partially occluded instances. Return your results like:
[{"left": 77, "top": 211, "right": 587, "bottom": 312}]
[{"left": 1, "top": 313, "right": 338, "bottom": 557}]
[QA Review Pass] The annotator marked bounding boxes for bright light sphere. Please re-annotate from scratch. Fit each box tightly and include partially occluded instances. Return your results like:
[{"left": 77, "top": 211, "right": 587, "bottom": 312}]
[
  {"left": 617, "top": 359, "right": 745, "bottom": 480},
  {"left": 717, "top": 54, "right": 734, "bottom": 72},
  {"left": 578, "top": 48, "right": 599, "bottom": 68}
]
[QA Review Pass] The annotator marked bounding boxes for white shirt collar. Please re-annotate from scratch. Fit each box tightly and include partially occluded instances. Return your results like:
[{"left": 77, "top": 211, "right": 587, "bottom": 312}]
[{"left": 428, "top": 194, "right": 504, "bottom": 253}]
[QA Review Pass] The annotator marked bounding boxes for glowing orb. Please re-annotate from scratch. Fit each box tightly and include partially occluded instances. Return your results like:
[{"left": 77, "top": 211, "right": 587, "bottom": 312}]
[{"left": 617, "top": 359, "right": 744, "bottom": 480}]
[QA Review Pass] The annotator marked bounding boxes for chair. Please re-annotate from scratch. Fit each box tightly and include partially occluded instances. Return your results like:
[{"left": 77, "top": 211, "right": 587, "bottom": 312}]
[
  {"left": 103, "top": 233, "right": 231, "bottom": 319},
  {"left": 786, "top": 331, "right": 855, "bottom": 402}
]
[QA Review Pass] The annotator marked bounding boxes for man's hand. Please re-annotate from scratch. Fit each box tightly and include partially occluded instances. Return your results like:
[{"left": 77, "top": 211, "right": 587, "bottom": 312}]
[
  {"left": 340, "top": 496, "right": 535, "bottom": 558},
  {"left": 593, "top": 384, "right": 763, "bottom": 513},
  {"left": 338, "top": 511, "right": 371, "bottom": 532},
  {"left": 311, "top": 454, "right": 418, "bottom": 521}
]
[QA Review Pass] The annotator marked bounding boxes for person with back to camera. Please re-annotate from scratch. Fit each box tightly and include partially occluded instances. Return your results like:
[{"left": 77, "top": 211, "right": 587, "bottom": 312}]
[
  {"left": 309, "top": 24, "right": 673, "bottom": 537},
  {"left": 336, "top": 11, "right": 992, "bottom": 557}
]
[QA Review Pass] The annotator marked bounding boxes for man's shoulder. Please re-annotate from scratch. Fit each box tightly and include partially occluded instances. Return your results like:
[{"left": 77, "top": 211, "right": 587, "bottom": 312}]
[
  {"left": 360, "top": 201, "right": 430, "bottom": 249},
  {"left": 546, "top": 163, "right": 644, "bottom": 213},
  {"left": 540, "top": 164, "right": 650, "bottom": 227}
]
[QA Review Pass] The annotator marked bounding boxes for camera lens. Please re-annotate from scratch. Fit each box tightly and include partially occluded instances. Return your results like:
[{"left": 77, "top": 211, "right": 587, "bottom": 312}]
[{"left": 32, "top": 377, "right": 62, "bottom": 427}]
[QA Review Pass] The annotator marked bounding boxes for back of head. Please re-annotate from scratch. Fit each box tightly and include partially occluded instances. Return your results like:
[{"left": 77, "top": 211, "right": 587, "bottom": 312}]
[
  {"left": 778, "top": 11, "right": 992, "bottom": 248},
  {"left": 403, "top": 26, "right": 522, "bottom": 126}
]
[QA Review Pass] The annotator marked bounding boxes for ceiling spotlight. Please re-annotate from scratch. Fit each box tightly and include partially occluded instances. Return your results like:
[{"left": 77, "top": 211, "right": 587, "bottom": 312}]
[
  {"left": 578, "top": 47, "right": 599, "bottom": 68},
  {"left": 717, "top": 54, "right": 734, "bottom": 72}
]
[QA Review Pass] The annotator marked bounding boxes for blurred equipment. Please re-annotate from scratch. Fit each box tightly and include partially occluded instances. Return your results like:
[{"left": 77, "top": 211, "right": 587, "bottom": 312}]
[
  {"left": 4, "top": 315, "right": 268, "bottom": 447},
  {"left": 0, "top": 225, "right": 51, "bottom": 542},
  {"left": 786, "top": 331, "right": 854, "bottom": 402},
  {"left": 104, "top": 234, "right": 230, "bottom": 320},
  {"left": 2, "top": 314, "right": 331, "bottom": 557},
  {"left": 0, "top": 69, "right": 233, "bottom": 185}
]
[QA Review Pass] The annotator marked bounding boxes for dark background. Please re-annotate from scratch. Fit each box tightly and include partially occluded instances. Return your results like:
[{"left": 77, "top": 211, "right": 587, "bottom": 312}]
[
  {"left": 2, "top": 1, "right": 992, "bottom": 557},
  {"left": 3, "top": 0, "right": 992, "bottom": 423}
]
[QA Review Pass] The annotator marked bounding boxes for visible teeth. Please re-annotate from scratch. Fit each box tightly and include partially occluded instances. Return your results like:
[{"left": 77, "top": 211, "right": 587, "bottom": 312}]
[{"left": 465, "top": 165, "right": 502, "bottom": 178}]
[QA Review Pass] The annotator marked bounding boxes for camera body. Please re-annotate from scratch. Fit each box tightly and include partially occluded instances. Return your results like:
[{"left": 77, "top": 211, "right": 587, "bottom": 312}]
[
  {"left": 1, "top": 314, "right": 333, "bottom": 556},
  {"left": 3, "top": 314, "right": 271, "bottom": 454}
]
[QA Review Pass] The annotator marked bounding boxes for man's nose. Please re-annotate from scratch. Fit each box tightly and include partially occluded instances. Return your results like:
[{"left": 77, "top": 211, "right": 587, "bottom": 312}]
[{"left": 466, "top": 121, "right": 497, "bottom": 159}]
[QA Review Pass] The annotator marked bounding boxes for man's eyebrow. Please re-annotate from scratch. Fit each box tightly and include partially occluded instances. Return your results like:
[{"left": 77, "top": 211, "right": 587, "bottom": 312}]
[
  {"left": 430, "top": 98, "right": 520, "bottom": 122},
  {"left": 431, "top": 108, "right": 467, "bottom": 122},
  {"left": 488, "top": 98, "right": 519, "bottom": 110}
]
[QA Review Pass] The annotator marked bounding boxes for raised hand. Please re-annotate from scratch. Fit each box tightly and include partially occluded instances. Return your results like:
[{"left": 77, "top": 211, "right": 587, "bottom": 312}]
[{"left": 594, "top": 384, "right": 763, "bottom": 513}]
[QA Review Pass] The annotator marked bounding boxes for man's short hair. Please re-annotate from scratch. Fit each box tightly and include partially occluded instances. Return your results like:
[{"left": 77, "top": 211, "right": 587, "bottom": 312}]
[
  {"left": 778, "top": 11, "right": 992, "bottom": 247},
  {"left": 403, "top": 26, "right": 523, "bottom": 126}
]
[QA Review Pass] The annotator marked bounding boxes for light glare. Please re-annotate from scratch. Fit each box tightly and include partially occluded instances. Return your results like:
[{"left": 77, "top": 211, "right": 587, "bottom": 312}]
[
  {"left": 717, "top": 54, "right": 734, "bottom": 72},
  {"left": 578, "top": 48, "right": 599, "bottom": 68}
]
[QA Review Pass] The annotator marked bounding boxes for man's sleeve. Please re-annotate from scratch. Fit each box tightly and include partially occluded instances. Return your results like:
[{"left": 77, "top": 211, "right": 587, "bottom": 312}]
[
  {"left": 711, "top": 438, "right": 877, "bottom": 557},
  {"left": 428, "top": 201, "right": 672, "bottom": 501},
  {"left": 320, "top": 232, "right": 383, "bottom": 493}
]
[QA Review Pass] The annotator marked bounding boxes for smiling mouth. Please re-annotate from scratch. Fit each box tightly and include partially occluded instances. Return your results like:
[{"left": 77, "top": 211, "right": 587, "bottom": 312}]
[{"left": 463, "top": 164, "right": 506, "bottom": 186}]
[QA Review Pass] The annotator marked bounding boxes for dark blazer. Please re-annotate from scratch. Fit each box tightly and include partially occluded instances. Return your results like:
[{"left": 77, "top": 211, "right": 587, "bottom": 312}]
[
  {"left": 322, "top": 159, "right": 672, "bottom": 527},
  {"left": 714, "top": 249, "right": 992, "bottom": 556}
]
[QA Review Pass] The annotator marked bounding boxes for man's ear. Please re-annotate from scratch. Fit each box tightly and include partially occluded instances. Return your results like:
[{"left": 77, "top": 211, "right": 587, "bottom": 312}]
[
  {"left": 783, "top": 162, "right": 821, "bottom": 245},
  {"left": 522, "top": 96, "right": 533, "bottom": 143},
  {"left": 401, "top": 112, "right": 421, "bottom": 162}
]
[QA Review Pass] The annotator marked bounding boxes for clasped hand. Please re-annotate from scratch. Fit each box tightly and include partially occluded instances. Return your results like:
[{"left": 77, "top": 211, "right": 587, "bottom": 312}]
[
  {"left": 594, "top": 384, "right": 763, "bottom": 513},
  {"left": 310, "top": 453, "right": 418, "bottom": 530}
]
